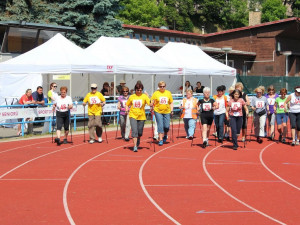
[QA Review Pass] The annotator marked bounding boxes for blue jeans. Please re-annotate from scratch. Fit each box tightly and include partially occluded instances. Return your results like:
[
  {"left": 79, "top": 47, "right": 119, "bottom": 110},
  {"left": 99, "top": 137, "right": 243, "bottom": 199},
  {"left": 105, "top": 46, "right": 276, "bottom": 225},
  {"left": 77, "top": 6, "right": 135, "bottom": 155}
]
[
  {"left": 183, "top": 118, "right": 196, "bottom": 137},
  {"left": 214, "top": 113, "right": 225, "bottom": 140},
  {"left": 154, "top": 112, "right": 170, "bottom": 134},
  {"left": 230, "top": 116, "right": 243, "bottom": 147}
]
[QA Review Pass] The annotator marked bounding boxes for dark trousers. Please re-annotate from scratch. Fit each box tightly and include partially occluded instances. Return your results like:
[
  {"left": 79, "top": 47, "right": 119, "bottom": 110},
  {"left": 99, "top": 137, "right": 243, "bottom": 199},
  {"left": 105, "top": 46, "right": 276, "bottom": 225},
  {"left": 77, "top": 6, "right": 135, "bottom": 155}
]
[
  {"left": 230, "top": 116, "right": 243, "bottom": 147},
  {"left": 214, "top": 113, "right": 225, "bottom": 140}
]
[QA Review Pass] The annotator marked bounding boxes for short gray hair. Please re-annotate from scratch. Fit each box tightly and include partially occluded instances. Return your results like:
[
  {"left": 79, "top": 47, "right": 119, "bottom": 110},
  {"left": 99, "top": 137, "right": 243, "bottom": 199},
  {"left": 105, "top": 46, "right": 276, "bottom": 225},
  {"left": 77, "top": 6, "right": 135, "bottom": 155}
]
[{"left": 203, "top": 87, "right": 210, "bottom": 93}]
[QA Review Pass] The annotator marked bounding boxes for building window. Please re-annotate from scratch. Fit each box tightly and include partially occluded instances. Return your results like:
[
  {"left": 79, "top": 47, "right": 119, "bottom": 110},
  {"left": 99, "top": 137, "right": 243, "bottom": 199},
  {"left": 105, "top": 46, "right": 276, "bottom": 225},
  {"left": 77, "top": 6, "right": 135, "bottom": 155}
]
[
  {"left": 218, "top": 59, "right": 234, "bottom": 67},
  {"left": 164, "top": 36, "right": 169, "bottom": 43},
  {"left": 135, "top": 33, "right": 140, "bottom": 39},
  {"left": 149, "top": 35, "right": 153, "bottom": 42},
  {"left": 176, "top": 37, "right": 181, "bottom": 42},
  {"left": 129, "top": 33, "right": 133, "bottom": 39},
  {"left": 170, "top": 37, "right": 175, "bottom": 42},
  {"left": 197, "top": 41, "right": 202, "bottom": 46},
  {"left": 182, "top": 38, "right": 186, "bottom": 43},
  {"left": 142, "top": 34, "right": 147, "bottom": 41},
  {"left": 155, "top": 35, "right": 160, "bottom": 42}
]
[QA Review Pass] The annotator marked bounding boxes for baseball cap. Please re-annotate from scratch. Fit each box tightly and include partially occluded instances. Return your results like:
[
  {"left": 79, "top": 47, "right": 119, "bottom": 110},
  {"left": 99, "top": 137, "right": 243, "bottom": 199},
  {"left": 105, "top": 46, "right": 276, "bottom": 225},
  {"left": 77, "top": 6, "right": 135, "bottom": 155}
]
[
  {"left": 120, "top": 80, "right": 126, "bottom": 84},
  {"left": 91, "top": 83, "right": 97, "bottom": 88},
  {"left": 295, "top": 88, "right": 300, "bottom": 92}
]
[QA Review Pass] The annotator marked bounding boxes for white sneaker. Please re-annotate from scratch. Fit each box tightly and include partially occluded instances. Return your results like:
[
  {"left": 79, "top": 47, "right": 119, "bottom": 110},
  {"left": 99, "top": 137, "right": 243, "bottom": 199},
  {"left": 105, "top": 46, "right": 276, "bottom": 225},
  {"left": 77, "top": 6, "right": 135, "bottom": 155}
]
[
  {"left": 98, "top": 137, "right": 103, "bottom": 143},
  {"left": 89, "top": 139, "right": 95, "bottom": 144},
  {"left": 296, "top": 140, "right": 299, "bottom": 146}
]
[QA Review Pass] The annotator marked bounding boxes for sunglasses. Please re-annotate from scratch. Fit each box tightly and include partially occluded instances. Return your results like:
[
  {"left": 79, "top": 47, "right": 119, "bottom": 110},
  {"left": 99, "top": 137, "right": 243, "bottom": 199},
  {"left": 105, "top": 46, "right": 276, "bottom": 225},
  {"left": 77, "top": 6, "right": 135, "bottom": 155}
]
[
  {"left": 53, "top": 86, "right": 57, "bottom": 88},
  {"left": 136, "top": 89, "right": 143, "bottom": 91},
  {"left": 159, "top": 86, "right": 166, "bottom": 88},
  {"left": 123, "top": 91, "right": 128, "bottom": 93}
]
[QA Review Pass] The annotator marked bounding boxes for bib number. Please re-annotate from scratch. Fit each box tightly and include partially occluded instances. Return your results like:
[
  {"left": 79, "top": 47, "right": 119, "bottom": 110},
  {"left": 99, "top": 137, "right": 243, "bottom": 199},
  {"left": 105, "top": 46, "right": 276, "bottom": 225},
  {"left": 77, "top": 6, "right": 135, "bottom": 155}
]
[
  {"left": 256, "top": 101, "right": 264, "bottom": 109},
  {"left": 267, "top": 98, "right": 275, "bottom": 105},
  {"left": 159, "top": 97, "right": 168, "bottom": 105},
  {"left": 133, "top": 100, "right": 142, "bottom": 108},
  {"left": 90, "top": 97, "right": 100, "bottom": 104},
  {"left": 202, "top": 103, "right": 211, "bottom": 111}
]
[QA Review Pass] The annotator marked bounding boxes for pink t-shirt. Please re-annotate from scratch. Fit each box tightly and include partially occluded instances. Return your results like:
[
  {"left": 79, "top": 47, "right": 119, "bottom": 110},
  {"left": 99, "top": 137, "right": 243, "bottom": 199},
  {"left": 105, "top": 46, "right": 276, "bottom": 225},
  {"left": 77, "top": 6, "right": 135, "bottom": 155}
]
[
  {"left": 19, "top": 94, "right": 33, "bottom": 105},
  {"left": 228, "top": 98, "right": 245, "bottom": 117}
]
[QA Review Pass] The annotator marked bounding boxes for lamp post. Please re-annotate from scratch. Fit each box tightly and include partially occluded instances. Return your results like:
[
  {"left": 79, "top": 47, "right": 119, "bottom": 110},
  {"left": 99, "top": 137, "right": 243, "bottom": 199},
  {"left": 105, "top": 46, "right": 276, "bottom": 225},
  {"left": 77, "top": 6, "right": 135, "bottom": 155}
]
[
  {"left": 221, "top": 47, "right": 232, "bottom": 66},
  {"left": 283, "top": 51, "right": 292, "bottom": 91}
]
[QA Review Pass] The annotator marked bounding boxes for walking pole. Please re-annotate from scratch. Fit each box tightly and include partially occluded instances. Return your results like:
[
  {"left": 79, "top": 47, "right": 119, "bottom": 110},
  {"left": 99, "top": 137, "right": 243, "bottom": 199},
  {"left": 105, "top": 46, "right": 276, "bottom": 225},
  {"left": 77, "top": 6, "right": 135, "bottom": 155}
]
[
  {"left": 177, "top": 110, "right": 182, "bottom": 139},
  {"left": 51, "top": 107, "right": 55, "bottom": 143},
  {"left": 103, "top": 115, "right": 108, "bottom": 144},
  {"left": 214, "top": 122, "right": 217, "bottom": 146},
  {"left": 83, "top": 104, "right": 86, "bottom": 142},
  {"left": 250, "top": 113, "right": 254, "bottom": 142},
  {"left": 171, "top": 112, "right": 174, "bottom": 143},
  {"left": 191, "top": 117, "right": 198, "bottom": 147},
  {"left": 115, "top": 112, "right": 120, "bottom": 140},
  {"left": 69, "top": 109, "right": 73, "bottom": 145},
  {"left": 151, "top": 111, "right": 156, "bottom": 152},
  {"left": 244, "top": 116, "right": 247, "bottom": 148}
]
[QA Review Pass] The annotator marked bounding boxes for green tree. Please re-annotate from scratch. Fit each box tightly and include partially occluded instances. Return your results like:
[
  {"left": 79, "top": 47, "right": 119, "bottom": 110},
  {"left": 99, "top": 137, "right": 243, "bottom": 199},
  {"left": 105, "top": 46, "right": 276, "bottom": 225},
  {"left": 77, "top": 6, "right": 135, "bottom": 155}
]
[
  {"left": 291, "top": 0, "right": 300, "bottom": 17},
  {"left": 221, "top": 0, "right": 249, "bottom": 29},
  {"left": 261, "top": 0, "right": 287, "bottom": 22},
  {"left": 164, "top": 0, "right": 195, "bottom": 32},
  {"left": 0, "top": 0, "right": 128, "bottom": 47},
  {"left": 117, "top": 0, "right": 166, "bottom": 27}
]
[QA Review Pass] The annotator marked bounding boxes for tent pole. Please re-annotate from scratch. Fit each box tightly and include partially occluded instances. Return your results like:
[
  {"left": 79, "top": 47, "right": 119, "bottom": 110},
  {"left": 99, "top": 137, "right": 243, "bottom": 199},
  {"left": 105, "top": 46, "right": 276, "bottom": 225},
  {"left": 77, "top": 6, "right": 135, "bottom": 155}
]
[
  {"left": 210, "top": 75, "right": 212, "bottom": 93},
  {"left": 152, "top": 74, "right": 155, "bottom": 95},
  {"left": 182, "top": 72, "right": 185, "bottom": 97},
  {"left": 70, "top": 73, "right": 72, "bottom": 98},
  {"left": 114, "top": 74, "right": 116, "bottom": 100}
]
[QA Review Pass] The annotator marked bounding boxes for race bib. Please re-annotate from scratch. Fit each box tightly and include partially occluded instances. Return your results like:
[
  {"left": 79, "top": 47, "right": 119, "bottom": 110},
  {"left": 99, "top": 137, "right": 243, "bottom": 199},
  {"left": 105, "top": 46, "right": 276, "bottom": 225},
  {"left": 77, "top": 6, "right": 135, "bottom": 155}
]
[
  {"left": 232, "top": 102, "right": 241, "bottom": 111},
  {"left": 59, "top": 104, "right": 67, "bottom": 111},
  {"left": 90, "top": 96, "right": 100, "bottom": 104},
  {"left": 133, "top": 100, "right": 142, "bottom": 108},
  {"left": 216, "top": 99, "right": 225, "bottom": 109},
  {"left": 122, "top": 100, "right": 127, "bottom": 107},
  {"left": 159, "top": 97, "right": 168, "bottom": 105},
  {"left": 256, "top": 101, "right": 264, "bottom": 109},
  {"left": 202, "top": 103, "right": 211, "bottom": 111},
  {"left": 267, "top": 98, "right": 275, "bottom": 105},
  {"left": 292, "top": 97, "right": 300, "bottom": 105},
  {"left": 279, "top": 102, "right": 284, "bottom": 109}
]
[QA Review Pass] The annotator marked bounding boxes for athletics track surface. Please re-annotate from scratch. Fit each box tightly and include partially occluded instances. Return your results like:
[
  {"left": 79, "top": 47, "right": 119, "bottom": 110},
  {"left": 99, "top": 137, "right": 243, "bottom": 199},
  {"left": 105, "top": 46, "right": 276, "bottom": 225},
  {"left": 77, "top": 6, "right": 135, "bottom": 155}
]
[{"left": 0, "top": 122, "right": 299, "bottom": 225}]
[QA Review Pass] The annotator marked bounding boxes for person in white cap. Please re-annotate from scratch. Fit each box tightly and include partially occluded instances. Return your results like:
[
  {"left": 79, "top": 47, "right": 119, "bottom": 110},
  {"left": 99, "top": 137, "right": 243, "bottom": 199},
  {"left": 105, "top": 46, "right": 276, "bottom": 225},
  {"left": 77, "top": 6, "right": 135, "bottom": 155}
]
[
  {"left": 117, "top": 80, "right": 126, "bottom": 95},
  {"left": 83, "top": 83, "right": 106, "bottom": 143},
  {"left": 284, "top": 86, "right": 300, "bottom": 146}
]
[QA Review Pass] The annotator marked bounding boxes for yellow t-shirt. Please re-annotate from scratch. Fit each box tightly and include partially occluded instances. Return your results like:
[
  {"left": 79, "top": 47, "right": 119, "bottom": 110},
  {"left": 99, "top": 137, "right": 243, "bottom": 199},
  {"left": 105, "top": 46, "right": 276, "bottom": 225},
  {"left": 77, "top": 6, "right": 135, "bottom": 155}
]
[
  {"left": 83, "top": 92, "right": 106, "bottom": 116},
  {"left": 151, "top": 90, "right": 173, "bottom": 114},
  {"left": 126, "top": 94, "right": 150, "bottom": 120}
]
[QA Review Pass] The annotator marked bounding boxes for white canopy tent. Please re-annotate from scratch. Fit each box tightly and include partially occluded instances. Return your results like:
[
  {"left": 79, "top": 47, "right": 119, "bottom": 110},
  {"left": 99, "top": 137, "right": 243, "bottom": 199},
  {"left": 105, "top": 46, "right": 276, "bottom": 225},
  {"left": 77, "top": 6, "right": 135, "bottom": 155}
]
[{"left": 156, "top": 42, "right": 236, "bottom": 95}]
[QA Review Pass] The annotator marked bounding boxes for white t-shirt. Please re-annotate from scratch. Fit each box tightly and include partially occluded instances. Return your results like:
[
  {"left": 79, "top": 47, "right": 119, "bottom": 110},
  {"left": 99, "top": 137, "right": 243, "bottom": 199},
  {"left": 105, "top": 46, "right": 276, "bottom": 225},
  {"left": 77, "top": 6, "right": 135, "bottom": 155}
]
[
  {"left": 214, "top": 97, "right": 226, "bottom": 115},
  {"left": 55, "top": 96, "right": 73, "bottom": 112},
  {"left": 183, "top": 98, "right": 193, "bottom": 118},
  {"left": 289, "top": 93, "right": 300, "bottom": 113}
]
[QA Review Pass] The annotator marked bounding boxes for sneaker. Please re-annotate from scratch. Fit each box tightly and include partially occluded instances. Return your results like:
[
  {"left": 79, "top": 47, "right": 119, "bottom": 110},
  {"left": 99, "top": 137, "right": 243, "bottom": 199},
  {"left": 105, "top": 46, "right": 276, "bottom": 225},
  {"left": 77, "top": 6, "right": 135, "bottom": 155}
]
[
  {"left": 279, "top": 134, "right": 282, "bottom": 142},
  {"left": 98, "top": 137, "right": 103, "bottom": 143},
  {"left": 63, "top": 139, "right": 68, "bottom": 144},
  {"left": 125, "top": 138, "right": 130, "bottom": 142},
  {"left": 153, "top": 136, "right": 158, "bottom": 140},
  {"left": 213, "top": 132, "right": 217, "bottom": 137},
  {"left": 55, "top": 138, "right": 61, "bottom": 146},
  {"left": 296, "top": 140, "right": 299, "bottom": 146},
  {"left": 233, "top": 146, "right": 238, "bottom": 150},
  {"left": 282, "top": 138, "right": 286, "bottom": 144},
  {"left": 257, "top": 137, "right": 263, "bottom": 144},
  {"left": 188, "top": 136, "right": 193, "bottom": 140},
  {"left": 137, "top": 138, "right": 140, "bottom": 147},
  {"left": 291, "top": 140, "right": 295, "bottom": 146},
  {"left": 185, "top": 136, "right": 189, "bottom": 139},
  {"left": 89, "top": 139, "right": 95, "bottom": 144},
  {"left": 163, "top": 135, "right": 168, "bottom": 143},
  {"left": 158, "top": 140, "right": 163, "bottom": 146},
  {"left": 218, "top": 139, "right": 223, "bottom": 144},
  {"left": 241, "top": 137, "right": 245, "bottom": 142},
  {"left": 226, "top": 136, "right": 230, "bottom": 141},
  {"left": 133, "top": 146, "right": 138, "bottom": 152},
  {"left": 203, "top": 141, "right": 207, "bottom": 148}
]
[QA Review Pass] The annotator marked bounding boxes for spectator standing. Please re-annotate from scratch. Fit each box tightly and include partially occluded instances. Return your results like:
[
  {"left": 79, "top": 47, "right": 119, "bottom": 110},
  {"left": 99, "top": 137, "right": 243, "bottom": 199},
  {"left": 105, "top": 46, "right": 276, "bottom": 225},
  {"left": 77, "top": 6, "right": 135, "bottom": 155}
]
[
  {"left": 195, "top": 81, "right": 205, "bottom": 94},
  {"left": 116, "top": 80, "right": 126, "bottom": 94},
  {"left": 83, "top": 83, "right": 106, "bottom": 144},
  {"left": 32, "top": 86, "right": 45, "bottom": 105}
]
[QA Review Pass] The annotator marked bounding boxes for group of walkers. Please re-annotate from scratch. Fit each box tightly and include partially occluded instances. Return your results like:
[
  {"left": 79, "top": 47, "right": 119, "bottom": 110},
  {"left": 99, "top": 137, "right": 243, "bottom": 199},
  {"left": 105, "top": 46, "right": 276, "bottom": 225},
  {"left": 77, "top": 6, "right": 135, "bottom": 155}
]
[{"left": 50, "top": 79, "right": 300, "bottom": 151}]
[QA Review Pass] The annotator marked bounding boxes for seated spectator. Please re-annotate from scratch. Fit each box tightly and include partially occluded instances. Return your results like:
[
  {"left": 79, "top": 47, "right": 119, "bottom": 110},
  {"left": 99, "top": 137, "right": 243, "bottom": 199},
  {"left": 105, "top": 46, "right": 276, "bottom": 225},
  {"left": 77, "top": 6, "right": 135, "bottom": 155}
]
[
  {"left": 32, "top": 86, "right": 45, "bottom": 106},
  {"left": 185, "top": 81, "right": 193, "bottom": 92},
  {"left": 17, "top": 89, "right": 36, "bottom": 135},
  {"left": 101, "top": 82, "right": 110, "bottom": 96},
  {"left": 116, "top": 80, "right": 126, "bottom": 94},
  {"left": 195, "top": 82, "right": 205, "bottom": 94}
]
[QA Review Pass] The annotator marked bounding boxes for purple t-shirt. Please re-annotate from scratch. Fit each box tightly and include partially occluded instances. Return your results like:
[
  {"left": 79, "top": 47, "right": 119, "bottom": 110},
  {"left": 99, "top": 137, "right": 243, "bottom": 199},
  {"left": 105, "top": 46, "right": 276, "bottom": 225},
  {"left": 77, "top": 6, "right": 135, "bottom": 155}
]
[
  {"left": 265, "top": 93, "right": 279, "bottom": 114},
  {"left": 118, "top": 95, "right": 129, "bottom": 115}
]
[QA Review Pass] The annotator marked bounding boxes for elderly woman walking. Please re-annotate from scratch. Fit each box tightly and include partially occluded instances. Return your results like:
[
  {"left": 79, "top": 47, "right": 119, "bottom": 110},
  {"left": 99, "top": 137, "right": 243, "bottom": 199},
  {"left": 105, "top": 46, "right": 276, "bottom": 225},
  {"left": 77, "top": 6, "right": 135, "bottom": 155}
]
[{"left": 251, "top": 87, "right": 268, "bottom": 143}]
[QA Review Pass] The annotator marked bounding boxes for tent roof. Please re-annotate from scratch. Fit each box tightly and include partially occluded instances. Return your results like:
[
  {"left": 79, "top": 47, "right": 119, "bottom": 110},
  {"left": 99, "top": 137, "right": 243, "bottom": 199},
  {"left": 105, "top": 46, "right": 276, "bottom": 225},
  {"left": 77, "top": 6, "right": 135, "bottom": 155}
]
[
  {"left": 156, "top": 42, "right": 236, "bottom": 76},
  {"left": 0, "top": 33, "right": 83, "bottom": 74},
  {"left": 72, "top": 36, "right": 179, "bottom": 75}
]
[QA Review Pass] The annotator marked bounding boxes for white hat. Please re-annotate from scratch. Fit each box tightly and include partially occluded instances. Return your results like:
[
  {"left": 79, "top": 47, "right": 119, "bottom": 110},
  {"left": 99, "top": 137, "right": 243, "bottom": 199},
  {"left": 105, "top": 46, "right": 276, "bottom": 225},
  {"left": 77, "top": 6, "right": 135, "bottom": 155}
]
[
  {"left": 120, "top": 80, "right": 126, "bottom": 84},
  {"left": 295, "top": 88, "right": 300, "bottom": 92},
  {"left": 91, "top": 83, "right": 97, "bottom": 88}
]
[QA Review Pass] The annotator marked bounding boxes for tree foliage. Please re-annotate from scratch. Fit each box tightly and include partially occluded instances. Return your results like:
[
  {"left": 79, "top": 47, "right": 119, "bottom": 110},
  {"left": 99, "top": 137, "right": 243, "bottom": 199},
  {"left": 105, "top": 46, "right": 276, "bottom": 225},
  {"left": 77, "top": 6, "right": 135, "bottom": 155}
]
[
  {"left": 291, "top": 0, "right": 300, "bottom": 17},
  {"left": 261, "top": 0, "right": 287, "bottom": 22},
  {"left": 0, "top": 0, "right": 128, "bottom": 47},
  {"left": 117, "top": 0, "right": 166, "bottom": 27}
]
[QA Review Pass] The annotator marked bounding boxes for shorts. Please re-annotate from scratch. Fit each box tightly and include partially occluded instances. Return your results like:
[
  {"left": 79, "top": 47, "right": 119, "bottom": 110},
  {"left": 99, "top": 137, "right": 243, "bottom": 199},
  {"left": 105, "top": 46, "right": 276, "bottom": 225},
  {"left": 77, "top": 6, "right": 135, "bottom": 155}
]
[
  {"left": 56, "top": 111, "right": 70, "bottom": 131},
  {"left": 276, "top": 113, "right": 288, "bottom": 125},
  {"left": 200, "top": 113, "right": 214, "bottom": 125}
]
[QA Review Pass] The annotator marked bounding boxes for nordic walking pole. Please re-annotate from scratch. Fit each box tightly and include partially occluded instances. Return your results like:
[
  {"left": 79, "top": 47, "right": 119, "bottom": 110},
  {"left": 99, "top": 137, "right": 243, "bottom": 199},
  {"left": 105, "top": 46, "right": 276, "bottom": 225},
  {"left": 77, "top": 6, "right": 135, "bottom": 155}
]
[
  {"left": 83, "top": 104, "right": 86, "bottom": 142},
  {"left": 250, "top": 113, "right": 254, "bottom": 142},
  {"left": 171, "top": 111, "right": 174, "bottom": 143},
  {"left": 214, "top": 123, "right": 217, "bottom": 146},
  {"left": 69, "top": 108, "right": 73, "bottom": 145},
  {"left": 191, "top": 116, "right": 198, "bottom": 147},
  {"left": 103, "top": 114, "right": 108, "bottom": 144},
  {"left": 51, "top": 106, "right": 55, "bottom": 143},
  {"left": 177, "top": 110, "right": 182, "bottom": 139},
  {"left": 115, "top": 112, "right": 120, "bottom": 140},
  {"left": 151, "top": 110, "right": 156, "bottom": 152},
  {"left": 244, "top": 116, "right": 247, "bottom": 148}
]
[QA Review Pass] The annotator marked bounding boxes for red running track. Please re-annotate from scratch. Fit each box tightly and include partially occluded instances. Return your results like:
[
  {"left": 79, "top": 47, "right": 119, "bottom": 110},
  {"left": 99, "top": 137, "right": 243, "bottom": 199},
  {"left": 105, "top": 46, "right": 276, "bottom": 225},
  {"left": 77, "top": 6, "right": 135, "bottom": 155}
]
[{"left": 0, "top": 123, "right": 299, "bottom": 225}]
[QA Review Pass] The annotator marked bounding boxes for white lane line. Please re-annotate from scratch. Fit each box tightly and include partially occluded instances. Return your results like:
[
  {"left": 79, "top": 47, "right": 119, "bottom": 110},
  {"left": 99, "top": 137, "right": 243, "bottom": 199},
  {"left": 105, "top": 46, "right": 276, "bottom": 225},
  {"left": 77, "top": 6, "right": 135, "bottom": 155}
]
[
  {"left": 282, "top": 162, "right": 300, "bottom": 165},
  {"left": 92, "top": 160, "right": 145, "bottom": 162},
  {"left": 145, "top": 184, "right": 215, "bottom": 187},
  {"left": 108, "top": 154, "right": 144, "bottom": 158},
  {"left": 260, "top": 143, "right": 300, "bottom": 191},
  {"left": 0, "top": 140, "right": 50, "bottom": 154},
  {"left": 237, "top": 180, "right": 283, "bottom": 183},
  {"left": 203, "top": 142, "right": 287, "bottom": 225},
  {"left": 207, "top": 162, "right": 260, "bottom": 165},
  {"left": 159, "top": 156, "right": 197, "bottom": 160},
  {"left": 139, "top": 140, "right": 190, "bottom": 225},
  {"left": 0, "top": 143, "right": 86, "bottom": 179},
  {"left": 63, "top": 142, "right": 136, "bottom": 225}
]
